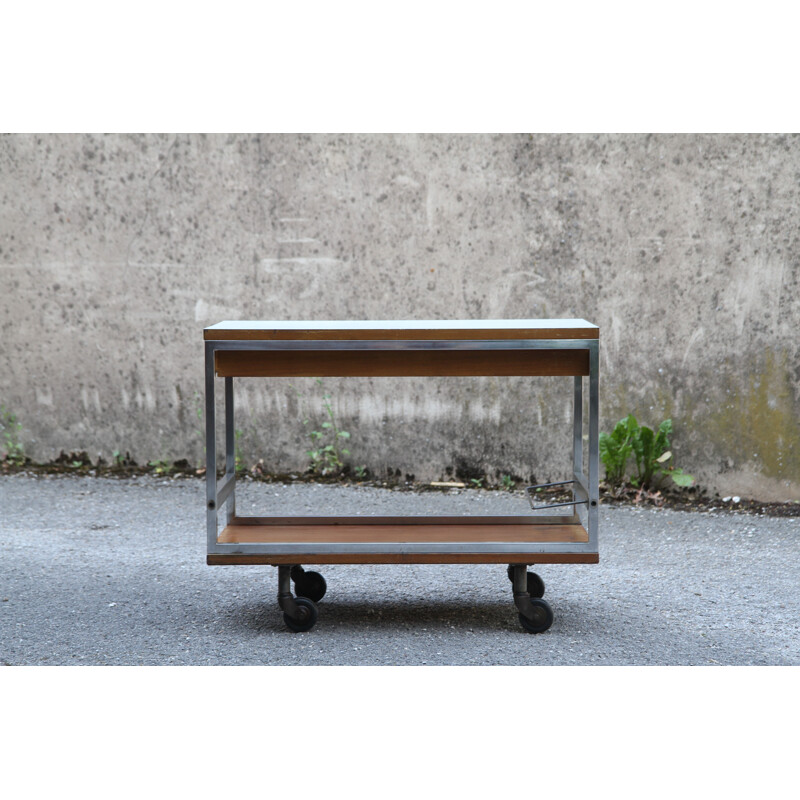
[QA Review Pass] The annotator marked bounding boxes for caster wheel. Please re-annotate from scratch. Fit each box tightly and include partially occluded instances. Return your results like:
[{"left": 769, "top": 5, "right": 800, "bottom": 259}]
[
  {"left": 294, "top": 570, "right": 327, "bottom": 603},
  {"left": 518, "top": 598, "right": 554, "bottom": 634},
  {"left": 283, "top": 596, "right": 319, "bottom": 633},
  {"left": 506, "top": 566, "right": 545, "bottom": 598}
]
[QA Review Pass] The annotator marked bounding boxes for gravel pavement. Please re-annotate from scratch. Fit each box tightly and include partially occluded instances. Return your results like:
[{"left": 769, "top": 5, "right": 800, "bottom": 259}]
[{"left": 1, "top": 474, "right": 798, "bottom": 665}]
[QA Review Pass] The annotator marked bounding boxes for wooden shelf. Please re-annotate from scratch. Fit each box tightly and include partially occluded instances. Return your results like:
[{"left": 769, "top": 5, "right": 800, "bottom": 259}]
[
  {"left": 204, "top": 319, "right": 599, "bottom": 341},
  {"left": 208, "top": 515, "right": 598, "bottom": 565}
]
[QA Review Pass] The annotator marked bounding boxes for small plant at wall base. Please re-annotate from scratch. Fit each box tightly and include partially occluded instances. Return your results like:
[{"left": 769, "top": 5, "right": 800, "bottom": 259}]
[
  {"left": 112, "top": 450, "right": 137, "bottom": 469},
  {"left": 630, "top": 417, "right": 694, "bottom": 489},
  {"left": 598, "top": 414, "right": 635, "bottom": 486},
  {"left": 148, "top": 459, "right": 173, "bottom": 476},
  {"left": 1, "top": 405, "right": 26, "bottom": 465},
  {"left": 600, "top": 414, "right": 694, "bottom": 489},
  {"left": 235, "top": 429, "right": 245, "bottom": 474},
  {"left": 302, "top": 379, "right": 352, "bottom": 477}
]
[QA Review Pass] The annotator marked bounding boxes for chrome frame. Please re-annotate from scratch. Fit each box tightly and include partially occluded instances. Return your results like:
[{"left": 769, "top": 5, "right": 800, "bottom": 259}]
[{"left": 205, "top": 335, "right": 599, "bottom": 558}]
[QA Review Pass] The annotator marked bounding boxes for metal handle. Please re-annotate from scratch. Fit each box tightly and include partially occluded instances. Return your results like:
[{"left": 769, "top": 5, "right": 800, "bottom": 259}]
[{"left": 525, "top": 480, "right": 589, "bottom": 511}]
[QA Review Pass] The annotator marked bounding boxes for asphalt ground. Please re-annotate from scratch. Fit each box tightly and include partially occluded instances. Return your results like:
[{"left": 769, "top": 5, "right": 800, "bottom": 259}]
[{"left": 1, "top": 473, "right": 799, "bottom": 666}]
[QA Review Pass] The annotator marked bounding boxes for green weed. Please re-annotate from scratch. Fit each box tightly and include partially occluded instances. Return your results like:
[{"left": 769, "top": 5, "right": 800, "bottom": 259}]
[
  {"left": 235, "top": 428, "right": 244, "bottom": 473},
  {"left": 148, "top": 459, "right": 173, "bottom": 476},
  {"left": 600, "top": 414, "right": 694, "bottom": 489},
  {"left": 1, "top": 405, "right": 25, "bottom": 465},
  {"left": 299, "top": 379, "right": 351, "bottom": 476}
]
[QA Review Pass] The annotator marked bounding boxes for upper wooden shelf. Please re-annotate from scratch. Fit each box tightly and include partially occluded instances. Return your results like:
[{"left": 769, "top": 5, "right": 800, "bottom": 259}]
[{"left": 204, "top": 319, "right": 599, "bottom": 341}]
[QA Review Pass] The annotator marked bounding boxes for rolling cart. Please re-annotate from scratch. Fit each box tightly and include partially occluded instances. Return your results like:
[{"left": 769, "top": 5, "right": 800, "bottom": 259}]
[{"left": 204, "top": 319, "right": 599, "bottom": 633}]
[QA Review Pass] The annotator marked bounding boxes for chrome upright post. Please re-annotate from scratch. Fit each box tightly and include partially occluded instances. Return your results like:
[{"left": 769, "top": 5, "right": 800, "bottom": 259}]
[
  {"left": 225, "top": 376, "right": 236, "bottom": 523},
  {"left": 588, "top": 341, "right": 600, "bottom": 551},
  {"left": 573, "top": 374, "right": 583, "bottom": 513},
  {"left": 205, "top": 342, "right": 218, "bottom": 551}
]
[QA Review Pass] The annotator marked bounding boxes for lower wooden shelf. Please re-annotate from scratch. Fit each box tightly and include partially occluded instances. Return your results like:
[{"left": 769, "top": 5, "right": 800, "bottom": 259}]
[{"left": 207, "top": 515, "right": 599, "bottom": 565}]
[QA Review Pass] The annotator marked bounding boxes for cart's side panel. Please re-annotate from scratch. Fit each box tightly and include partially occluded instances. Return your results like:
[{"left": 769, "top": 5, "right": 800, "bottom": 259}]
[{"left": 214, "top": 348, "right": 590, "bottom": 377}]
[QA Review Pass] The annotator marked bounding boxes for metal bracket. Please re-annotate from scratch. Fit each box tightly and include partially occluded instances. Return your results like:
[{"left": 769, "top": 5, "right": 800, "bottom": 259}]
[
  {"left": 525, "top": 480, "right": 588, "bottom": 512},
  {"left": 512, "top": 565, "right": 536, "bottom": 621},
  {"left": 277, "top": 565, "right": 300, "bottom": 616}
]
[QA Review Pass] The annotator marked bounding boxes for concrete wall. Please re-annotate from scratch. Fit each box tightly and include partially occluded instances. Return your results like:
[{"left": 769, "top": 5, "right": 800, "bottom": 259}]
[{"left": 1, "top": 133, "right": 798, "bottom": 500}]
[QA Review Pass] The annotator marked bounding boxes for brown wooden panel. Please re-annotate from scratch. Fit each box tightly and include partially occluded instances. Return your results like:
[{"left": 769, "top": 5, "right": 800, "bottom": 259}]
[
  {"left": 204, "top": 319, "right": 599, "bottom": 341},
  {"left": 208, "top": 553, "right": 599, "bottom": 565},
  {"left": 217, "top": 521, "right": 588, "bottom": 544},
  {"left": 214, "top": 349, "right": 589, "bottom": 377},
  {"left": 210, "top": 517, "right": 594, "bottom": 564}
]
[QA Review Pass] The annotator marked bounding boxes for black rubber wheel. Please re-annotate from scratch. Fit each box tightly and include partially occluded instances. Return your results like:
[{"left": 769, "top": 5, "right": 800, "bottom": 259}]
[
  {"left": 506, "top": 566, "right": 545, "bottom": 598},
  {"left": 294, "top": 570, "right": 327, "bottom": 603},
  {"left": 283, "top": 596, "right": 319, "bottom": 632},
  {"left": 518, "top": 598, "right": 554, "bottom": 634}
]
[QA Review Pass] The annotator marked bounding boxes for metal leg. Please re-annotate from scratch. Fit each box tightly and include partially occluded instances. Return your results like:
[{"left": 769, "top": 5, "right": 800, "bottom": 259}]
[
  {"left": 512, "top": 564, "right": 553, "bottom": 632},
  {"left": 588, "top": 341, "right": 600, "bottom": 551},
  {"left": 277, "top": 565, "right": 299, "bottom": 616},
  {"left": 512, "top": 565, "right": 532, "bottom": 618},
  {"left": 512, "top": 564, "right": 529, "bottom": 600},
  {"left": 225, "top": 376, "right": 236, "bottom": 524},
  {"left": 205, "top": 342, "right": 218, "bottom": 552},
  {"left": 573, "top": 375, "right": 583, "bottom": 513}
]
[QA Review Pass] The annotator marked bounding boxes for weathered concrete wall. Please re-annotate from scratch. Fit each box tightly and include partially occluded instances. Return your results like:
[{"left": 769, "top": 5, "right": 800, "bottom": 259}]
[{"left": 1, "top": 133, "right": 798, "bottom": 500}]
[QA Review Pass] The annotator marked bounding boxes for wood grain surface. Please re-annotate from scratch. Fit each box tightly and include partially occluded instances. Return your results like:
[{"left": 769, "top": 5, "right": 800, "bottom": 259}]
[
  {"left": 214, "top": 348, "right": 590, "bottom": 377},
  {"left": 204, "top": 319, "right": 599, "bottom": 341},
  {"left": 218, "top": 520, "right": 589, "bottom": 544}
]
